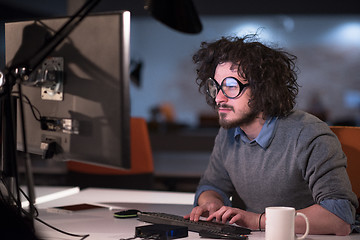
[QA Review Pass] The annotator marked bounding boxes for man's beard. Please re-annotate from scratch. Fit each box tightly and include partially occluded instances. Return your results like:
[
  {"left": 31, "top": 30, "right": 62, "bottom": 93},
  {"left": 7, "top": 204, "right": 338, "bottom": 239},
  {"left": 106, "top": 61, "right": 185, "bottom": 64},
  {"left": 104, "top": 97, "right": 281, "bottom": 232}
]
[{"left": 217, "top": 104, "right": 259, "bottom": 129}]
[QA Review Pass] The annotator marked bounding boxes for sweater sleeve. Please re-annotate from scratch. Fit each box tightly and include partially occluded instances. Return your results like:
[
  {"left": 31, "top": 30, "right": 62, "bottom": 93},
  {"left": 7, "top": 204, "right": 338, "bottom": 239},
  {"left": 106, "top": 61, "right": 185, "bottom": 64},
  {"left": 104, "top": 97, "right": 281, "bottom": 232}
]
[
  {"left": 194, "top": 184, "right": 232, "bottom": 207},
  {"left": 296, "top": 122, "right": 359, "bottom": 218},
  {"left": 196, "top": 128, "right": 235, "bottom": 203}
]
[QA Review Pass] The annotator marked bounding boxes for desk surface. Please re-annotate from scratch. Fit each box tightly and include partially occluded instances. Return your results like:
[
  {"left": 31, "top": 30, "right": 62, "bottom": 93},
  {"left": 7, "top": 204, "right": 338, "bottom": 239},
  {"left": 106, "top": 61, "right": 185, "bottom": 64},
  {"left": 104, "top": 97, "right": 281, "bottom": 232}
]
[
  {"left": 34, "top": 187, "right": 359, "bottom": 240},
  {"left": 36, "top": 188, "right": 195, "bottom": 209},
  {"left": 21, "top": 185, "right": 80, "bottom": 208}
]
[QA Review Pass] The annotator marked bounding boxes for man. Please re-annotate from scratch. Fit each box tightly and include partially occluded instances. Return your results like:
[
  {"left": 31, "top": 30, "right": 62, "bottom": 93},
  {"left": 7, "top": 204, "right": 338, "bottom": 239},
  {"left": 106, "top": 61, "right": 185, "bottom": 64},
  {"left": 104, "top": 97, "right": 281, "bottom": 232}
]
[{"left": 185, "top": 35, "right": 358, "bottom": 235}]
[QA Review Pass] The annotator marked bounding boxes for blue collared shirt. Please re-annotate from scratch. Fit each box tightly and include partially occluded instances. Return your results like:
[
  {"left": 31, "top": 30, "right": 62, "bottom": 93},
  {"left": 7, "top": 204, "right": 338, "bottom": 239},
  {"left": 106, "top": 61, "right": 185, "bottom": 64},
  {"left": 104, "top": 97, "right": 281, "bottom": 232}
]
[
  {"left": 195, "top": 117, "right": 358, "bottom": 231},
  {"left": 234, "top": 117, "right": 277, "bottom": 149}
]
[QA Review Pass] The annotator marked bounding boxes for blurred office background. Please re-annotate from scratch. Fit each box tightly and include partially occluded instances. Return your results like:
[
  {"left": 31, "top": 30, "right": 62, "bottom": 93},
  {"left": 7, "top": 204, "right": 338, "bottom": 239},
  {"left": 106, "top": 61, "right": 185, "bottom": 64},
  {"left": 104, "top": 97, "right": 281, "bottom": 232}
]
[
  {"left": 1, "top": 0, "right": 360, "bottom": 126},
  {"left": 1, "top": 0, "right": 359, "bottom": 191}
]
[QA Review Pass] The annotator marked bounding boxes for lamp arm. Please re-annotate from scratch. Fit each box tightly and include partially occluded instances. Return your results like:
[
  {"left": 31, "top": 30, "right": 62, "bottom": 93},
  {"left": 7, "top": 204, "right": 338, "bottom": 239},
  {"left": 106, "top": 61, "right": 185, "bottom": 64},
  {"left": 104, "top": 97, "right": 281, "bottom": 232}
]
[{"left": 0, "top": 0, "right": 101, "bottom": 230}]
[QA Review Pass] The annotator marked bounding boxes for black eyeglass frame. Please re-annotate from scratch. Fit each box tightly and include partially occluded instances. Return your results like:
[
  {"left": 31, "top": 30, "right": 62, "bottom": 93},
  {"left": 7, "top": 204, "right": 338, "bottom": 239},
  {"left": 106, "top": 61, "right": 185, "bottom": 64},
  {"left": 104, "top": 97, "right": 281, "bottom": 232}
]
[{"left": 206, "top": 77, "right": 249, "bottom": 99}]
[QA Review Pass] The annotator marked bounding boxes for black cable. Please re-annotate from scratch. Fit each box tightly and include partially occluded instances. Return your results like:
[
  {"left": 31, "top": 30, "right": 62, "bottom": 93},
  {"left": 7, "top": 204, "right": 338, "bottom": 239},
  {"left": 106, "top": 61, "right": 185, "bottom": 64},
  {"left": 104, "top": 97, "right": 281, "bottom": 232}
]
[
  {"left": 18, "top": 187, "right": 39, "bottom": 218},
  {"left": 18, "top": 182, "right": 90, "bottom": 239},
  {"left": 0, "top": 177, "right": 35, "bottom": 218},
  {"left": 120, "top": 237, "right": 137, "bottom": 240},
  {"left": 2, "top": 176, "right": 92, "bottom": 240},
  {"left": 120, "top": 234, "right": 161, "bottom": 240},
  {"left": 1, "top": 166, "right": 89, "bottom": 239},
  {"left": 11, "top": 91, "right": 42, "bottom": 121},
  {"left": 18, "top": 185, "right": 90, "bottom": 239},
  {"left": 0, "top": 175, "right": 21, "bottom": 208},
  {"left": 35, "top": 217, "right": 90, "bottom": 239}
]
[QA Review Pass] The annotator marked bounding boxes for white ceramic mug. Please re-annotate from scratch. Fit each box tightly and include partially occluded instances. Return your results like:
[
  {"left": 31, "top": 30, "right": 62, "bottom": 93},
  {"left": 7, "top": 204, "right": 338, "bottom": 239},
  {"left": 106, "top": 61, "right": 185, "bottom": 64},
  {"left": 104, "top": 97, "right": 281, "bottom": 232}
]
[{"left": 265, "top": 207, "right": 309, "bottom": 240}]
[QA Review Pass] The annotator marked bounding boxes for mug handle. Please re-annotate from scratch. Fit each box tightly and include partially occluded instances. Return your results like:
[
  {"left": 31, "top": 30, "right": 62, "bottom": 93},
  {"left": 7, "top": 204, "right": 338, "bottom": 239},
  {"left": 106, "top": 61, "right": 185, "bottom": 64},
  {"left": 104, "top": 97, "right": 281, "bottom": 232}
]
[{"left": 295, "top": 212, "right": 309, "bottom": 239}]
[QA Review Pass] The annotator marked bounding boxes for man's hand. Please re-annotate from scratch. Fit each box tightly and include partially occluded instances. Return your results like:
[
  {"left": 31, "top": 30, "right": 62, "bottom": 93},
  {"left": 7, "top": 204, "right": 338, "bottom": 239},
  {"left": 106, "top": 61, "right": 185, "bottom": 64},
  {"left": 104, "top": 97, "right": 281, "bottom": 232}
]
[
  {"left": 207, "top": 206, "right": 260, "bottom": 230},
  {"left": 184, "top": 190, "right": 224, "bottom": 221},
  {"left": 184, "top": 201, "right": 224, "bottom": 221}
]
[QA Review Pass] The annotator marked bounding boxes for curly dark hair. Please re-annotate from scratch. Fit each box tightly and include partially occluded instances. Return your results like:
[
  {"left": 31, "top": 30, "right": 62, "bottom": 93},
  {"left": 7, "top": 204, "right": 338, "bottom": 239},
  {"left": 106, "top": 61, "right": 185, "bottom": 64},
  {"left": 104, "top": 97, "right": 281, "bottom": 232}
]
[{"left": 193, "top": 35, "right": 299, "bottom": 119}]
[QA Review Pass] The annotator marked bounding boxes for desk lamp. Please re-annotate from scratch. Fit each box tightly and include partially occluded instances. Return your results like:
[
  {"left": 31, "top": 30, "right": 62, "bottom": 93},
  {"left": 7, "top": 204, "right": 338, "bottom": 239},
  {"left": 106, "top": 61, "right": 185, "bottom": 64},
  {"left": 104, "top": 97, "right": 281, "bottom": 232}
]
[
  {"left": 0, "top": 0, "right": 101, "bottom": 229},
  {"left": 144, "top": 0, "right": 203, "bottom": 34}
]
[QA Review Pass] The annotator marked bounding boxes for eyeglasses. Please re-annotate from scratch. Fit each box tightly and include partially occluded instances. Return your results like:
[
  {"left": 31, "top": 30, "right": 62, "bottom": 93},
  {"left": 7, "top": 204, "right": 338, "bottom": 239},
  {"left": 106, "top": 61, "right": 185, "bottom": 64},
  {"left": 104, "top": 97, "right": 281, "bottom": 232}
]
[{"left": 206, "top": 77, "right": 249, "bottom": 99}]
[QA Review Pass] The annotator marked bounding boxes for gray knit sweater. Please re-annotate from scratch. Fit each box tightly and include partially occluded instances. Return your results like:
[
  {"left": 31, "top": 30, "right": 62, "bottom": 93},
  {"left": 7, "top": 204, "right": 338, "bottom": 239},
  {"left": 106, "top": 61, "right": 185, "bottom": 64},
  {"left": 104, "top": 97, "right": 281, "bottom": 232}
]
[{"left": 198, "top": 110, "right": 358, "bottom": 215}]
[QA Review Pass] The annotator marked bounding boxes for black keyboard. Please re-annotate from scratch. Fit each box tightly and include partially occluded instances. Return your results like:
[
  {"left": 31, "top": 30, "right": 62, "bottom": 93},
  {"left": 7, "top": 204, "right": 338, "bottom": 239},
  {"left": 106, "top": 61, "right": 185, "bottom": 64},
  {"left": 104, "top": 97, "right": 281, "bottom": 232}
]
[{"left": 137, "top": 212, "right": 251, "bottom": 236}]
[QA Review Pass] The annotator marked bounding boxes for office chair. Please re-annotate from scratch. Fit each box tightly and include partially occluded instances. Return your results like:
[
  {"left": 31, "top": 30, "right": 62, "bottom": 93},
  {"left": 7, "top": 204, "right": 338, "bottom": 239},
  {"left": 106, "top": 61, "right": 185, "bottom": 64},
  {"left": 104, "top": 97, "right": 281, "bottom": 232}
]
[
  {"left": 330, "top": 126, "right": 360, "bottom": 213},
  {"left": 66, "top": 117, "right": 154, "bottom": 189}
]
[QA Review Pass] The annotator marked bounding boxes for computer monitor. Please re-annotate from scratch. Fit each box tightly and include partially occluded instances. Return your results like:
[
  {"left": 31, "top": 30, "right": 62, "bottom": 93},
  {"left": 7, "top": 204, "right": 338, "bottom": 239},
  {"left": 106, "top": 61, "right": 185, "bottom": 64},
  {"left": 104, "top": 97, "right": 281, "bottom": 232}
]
[{"left": 4, "top": 11, "right": 131, "bottom": 170}]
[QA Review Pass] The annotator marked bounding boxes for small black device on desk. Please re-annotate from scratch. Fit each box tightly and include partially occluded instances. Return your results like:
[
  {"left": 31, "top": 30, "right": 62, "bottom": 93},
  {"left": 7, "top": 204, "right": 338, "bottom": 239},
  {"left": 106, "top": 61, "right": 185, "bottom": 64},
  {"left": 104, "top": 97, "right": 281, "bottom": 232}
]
[{"left": 135, "top": 224, "right": 188, "bottom": 240}]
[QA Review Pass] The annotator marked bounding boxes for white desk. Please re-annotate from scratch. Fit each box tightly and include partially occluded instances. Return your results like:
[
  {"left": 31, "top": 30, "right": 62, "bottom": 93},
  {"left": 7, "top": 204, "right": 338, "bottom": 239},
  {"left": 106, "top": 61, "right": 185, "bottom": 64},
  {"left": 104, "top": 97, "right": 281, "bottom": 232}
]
[
  {"left": 20, "top": 185, "right": 80, "bottom": 208},
  {"left": 34, "top": 187, "right": 359, "bottom": 240}
]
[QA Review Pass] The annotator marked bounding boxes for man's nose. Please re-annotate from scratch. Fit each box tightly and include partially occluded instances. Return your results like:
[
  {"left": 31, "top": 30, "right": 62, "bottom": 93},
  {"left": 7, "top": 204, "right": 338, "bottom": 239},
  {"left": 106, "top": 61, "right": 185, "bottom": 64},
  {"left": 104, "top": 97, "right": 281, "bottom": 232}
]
[{"left": 215, "top": 90, "right": 228, "bottom": 105}]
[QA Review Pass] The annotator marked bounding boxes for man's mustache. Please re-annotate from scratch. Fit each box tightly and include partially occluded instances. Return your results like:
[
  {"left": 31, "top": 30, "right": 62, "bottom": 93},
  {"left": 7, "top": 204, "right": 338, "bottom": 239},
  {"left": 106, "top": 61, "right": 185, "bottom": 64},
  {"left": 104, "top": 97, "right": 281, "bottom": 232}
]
[{"left": 216, "top": 104, "right": 234, "bottom": 112}]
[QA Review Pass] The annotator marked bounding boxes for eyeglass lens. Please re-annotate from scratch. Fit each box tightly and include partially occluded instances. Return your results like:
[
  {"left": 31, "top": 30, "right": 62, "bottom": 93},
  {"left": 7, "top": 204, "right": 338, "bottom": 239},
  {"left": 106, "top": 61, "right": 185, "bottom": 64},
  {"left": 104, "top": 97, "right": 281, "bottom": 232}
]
[{"left": 206, "top": 77, "right": 246, "bottom": 99}]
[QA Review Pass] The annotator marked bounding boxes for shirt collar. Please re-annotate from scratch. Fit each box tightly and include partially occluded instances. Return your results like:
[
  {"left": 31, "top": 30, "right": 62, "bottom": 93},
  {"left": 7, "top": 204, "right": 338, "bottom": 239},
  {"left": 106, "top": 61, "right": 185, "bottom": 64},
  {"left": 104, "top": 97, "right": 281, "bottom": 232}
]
[{"left": 234, "top": 117, "right": 277, "bottom": 149}]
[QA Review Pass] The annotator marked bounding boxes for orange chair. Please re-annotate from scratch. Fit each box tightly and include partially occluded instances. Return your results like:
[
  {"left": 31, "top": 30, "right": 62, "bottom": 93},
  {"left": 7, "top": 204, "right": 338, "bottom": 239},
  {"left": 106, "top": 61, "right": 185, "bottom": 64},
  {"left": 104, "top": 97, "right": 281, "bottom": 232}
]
[
  {"left": 330, "top": 126, "right": 360, "bottom": 213},
  {"left": 66, "top": 117, "right": 154, "bottom": 189}
]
